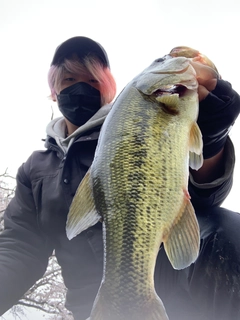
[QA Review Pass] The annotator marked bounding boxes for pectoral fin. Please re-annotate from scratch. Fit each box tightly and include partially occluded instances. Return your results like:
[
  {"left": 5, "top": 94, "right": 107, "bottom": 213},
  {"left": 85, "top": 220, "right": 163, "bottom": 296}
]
[
  {"left": 189, "top": 122, "right": 203, "bottom": 170},
  {"left": 163, "top": 199, "right": 200, "bottom": 270},
  {"left": 66, "top": 170, "right": 101, "bottom": 240}
]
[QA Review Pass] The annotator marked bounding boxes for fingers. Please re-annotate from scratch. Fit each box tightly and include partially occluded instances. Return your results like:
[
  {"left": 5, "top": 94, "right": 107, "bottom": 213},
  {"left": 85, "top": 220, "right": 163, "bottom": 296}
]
[
  {"left": 168, "top": 47, "right": 219, "bottom": 101},
  {"left": 191, "top": 62, "right": 218, "bottom": 101},
  {"left": 198, "top": 79, "right": 217, "bottom": 101},
  {"left": 192, "top": 55, "right": 218, "bottom": 74},
  {"left": 198, "top": 85, "right": 210, "bottom": 102},
  {"left": 198, "top": 78, "right": 217, "bottom": 91},
  {"left": 190, "top": 61, "right": 219, "bottom": 81}
]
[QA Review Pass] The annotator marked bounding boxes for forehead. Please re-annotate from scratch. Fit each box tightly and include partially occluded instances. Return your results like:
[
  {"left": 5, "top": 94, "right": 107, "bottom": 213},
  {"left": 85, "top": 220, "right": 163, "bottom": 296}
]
[
  {"left": 57, "top": 61, "right": 90, "bottom": 80},
  {"left": 61, "top": 60, "right": 87, "bottom": 73}
]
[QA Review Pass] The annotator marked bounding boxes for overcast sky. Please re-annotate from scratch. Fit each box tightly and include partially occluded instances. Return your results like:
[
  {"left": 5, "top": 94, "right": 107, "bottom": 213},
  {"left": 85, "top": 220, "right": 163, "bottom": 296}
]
[
  {"left": 1, "top": 0, "right": 240, "bottom": 317},
  {"left": 1, "top": 0, "right": 239, "bottom": 204}
]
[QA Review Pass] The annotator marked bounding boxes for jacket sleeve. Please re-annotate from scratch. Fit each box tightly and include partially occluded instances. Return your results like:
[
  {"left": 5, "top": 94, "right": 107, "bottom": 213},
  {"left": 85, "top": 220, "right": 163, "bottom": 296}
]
[
  {"left": 197, "top": 79, "right": 240, "bottom": 159},
  {"left": 155, "top": 206, "right": 240, "bottom": 320},
  {"left": 188, "top": 207, "right": 240, "bottom": 320},
  {"left": 0, "top": 161, "right": 54, "bottom": 316},
  {"left": 188, "top": 77, "right": 239, "bottom": 208},
  {"left": 189, "top": 136, "right": 235, "bottom": 208}
]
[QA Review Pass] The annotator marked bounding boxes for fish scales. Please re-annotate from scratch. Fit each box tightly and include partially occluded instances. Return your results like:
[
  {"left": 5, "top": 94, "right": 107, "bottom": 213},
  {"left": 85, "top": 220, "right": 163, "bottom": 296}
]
[
  {"left": 66, "top": 54, "right": 209, "bottom": 319},
  {"left": 91, "top": 87, "right": 170, "bottom": 318},
  {"left": 93, "top": 87, "right": 194, "bottom": 272}
]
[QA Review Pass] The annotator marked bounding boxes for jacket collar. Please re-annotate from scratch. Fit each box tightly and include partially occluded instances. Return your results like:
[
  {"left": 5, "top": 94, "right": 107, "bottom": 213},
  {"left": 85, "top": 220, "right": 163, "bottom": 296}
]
[{"left": 45, "top": 104, "right": 112, "bottom": 154}]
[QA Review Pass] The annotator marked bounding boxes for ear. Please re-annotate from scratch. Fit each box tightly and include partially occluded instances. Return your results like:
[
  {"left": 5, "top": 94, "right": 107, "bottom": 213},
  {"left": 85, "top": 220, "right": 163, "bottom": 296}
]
[{"left": 51, "top": 91, "right": 57, "bottom": 102}]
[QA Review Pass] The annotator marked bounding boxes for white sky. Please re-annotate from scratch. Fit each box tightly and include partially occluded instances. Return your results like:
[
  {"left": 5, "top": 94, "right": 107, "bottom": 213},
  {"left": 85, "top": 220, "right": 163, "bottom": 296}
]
[
  {"left": 0, "top": 0, "right": 240, "bottom": 318},
  {"left": 1, "top": 0, "right": 240, "bottom": 211}
]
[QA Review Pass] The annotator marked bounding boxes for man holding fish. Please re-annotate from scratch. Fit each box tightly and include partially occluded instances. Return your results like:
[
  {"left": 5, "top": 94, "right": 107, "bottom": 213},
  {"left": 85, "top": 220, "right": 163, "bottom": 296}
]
[{"left": 0, "top": 36, "right": 239, "bottom": 320}]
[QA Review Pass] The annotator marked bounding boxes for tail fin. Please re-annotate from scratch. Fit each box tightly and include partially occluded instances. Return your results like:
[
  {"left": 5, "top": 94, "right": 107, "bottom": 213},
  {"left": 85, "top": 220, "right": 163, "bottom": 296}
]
[{"left": 89, "top": 285, "right": 169, "bottom": 320}]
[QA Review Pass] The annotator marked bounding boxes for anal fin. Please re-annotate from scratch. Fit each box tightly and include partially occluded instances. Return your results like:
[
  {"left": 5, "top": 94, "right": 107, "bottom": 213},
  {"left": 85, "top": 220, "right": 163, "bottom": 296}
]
[{"left": 163, "top": 199, "right": 200, "bottom": 270}]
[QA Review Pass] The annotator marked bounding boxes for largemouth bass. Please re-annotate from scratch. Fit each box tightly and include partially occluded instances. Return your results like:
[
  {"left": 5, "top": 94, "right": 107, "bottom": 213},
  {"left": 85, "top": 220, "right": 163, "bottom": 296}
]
[{"left": 66, "top": 54, "right": 206, "bottom": 320}]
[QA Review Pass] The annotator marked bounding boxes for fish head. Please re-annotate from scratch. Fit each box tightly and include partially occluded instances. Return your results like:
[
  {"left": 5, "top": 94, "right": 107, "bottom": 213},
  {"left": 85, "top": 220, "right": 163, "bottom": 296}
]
[
  {"left": 136, "top": 55, "right": 198, "bottom": 91},
  {"left": 134, "top": 56, "right": 199, "bottom": 118}
]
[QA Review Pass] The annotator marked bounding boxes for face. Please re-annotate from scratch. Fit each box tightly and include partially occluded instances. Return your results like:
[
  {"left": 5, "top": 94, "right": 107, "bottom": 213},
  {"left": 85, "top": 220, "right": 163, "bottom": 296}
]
[
  {"left": 57, "top": 70, "right": 100, "bottom": 94},
  {"left": 56, "top": 69, "right": 101, "bottom": 135}
]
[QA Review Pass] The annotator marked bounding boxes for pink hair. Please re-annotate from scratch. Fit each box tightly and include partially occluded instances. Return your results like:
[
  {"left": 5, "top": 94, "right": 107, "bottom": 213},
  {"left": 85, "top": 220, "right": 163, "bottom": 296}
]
[{"left": 48, "top": 55, "right": 116, "bottom": 105}]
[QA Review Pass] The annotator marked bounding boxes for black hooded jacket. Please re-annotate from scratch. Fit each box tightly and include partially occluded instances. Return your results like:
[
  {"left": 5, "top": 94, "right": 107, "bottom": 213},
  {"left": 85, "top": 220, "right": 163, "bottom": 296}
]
[{"left": 0, "top": 84, "right": 240, "bottom": 319}]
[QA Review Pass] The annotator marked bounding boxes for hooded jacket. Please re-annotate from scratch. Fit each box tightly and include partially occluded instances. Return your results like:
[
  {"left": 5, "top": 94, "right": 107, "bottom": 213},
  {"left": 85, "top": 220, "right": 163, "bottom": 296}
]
[{"left": 0, "top": 98, "right": 239, "bottom": 320}]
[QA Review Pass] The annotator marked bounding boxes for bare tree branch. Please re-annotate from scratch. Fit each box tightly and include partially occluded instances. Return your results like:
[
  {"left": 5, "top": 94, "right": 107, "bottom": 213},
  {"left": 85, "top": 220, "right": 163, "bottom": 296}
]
[{"left": 0, "top": 172, "right": 73, "bottom": 319}]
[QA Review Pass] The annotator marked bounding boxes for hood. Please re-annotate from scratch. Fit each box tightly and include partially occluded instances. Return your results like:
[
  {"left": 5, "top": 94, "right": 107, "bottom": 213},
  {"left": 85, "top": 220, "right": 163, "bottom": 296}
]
[{"left": 46, "top": 104, "right": 112, "bottom": 154}]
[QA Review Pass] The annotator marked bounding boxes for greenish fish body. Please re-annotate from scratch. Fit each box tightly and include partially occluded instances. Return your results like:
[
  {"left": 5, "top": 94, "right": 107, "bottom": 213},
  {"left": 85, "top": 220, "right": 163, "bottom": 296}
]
[{"left": 66, "top": 56, "right": 204, "bottom": 320}]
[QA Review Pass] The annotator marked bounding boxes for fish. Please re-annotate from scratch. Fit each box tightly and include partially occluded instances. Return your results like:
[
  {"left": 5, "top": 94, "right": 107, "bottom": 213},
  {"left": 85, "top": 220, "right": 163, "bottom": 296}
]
[{"left": 66, "top": 54, "right": 206, "bottom": 320}]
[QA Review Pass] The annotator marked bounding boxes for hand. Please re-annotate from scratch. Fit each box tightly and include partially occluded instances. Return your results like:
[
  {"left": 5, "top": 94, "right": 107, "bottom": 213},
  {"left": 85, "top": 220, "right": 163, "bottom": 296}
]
[
  {"left": 169, "top": 46, "right": 219, "bottom": 102},
  {"left": 169, "top": 46, "right": 240, "bottom": 159},
  {"left": 197, "top": 78, "right": 217, "bottom": 102},
  {"left": 189, "top": 59, "right": 219, "bottom": 102}
]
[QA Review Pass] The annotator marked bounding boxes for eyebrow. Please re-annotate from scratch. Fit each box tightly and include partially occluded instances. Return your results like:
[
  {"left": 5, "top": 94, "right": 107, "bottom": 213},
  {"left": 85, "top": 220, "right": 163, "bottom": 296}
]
[{"left": 63, "top": 71, "right": 76, "bottom": 76}]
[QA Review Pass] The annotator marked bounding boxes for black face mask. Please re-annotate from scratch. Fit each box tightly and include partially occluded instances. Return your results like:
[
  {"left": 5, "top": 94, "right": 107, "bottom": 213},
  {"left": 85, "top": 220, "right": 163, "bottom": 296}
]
[{"left": 57, "top": 82, "right": 101, "bottom": 127}]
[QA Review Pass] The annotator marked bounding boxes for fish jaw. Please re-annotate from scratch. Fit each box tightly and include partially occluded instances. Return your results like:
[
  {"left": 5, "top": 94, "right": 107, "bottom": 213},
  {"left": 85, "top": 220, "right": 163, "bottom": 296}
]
[{"left": 135, "top": 56, "right": 199, "bottom": 96}]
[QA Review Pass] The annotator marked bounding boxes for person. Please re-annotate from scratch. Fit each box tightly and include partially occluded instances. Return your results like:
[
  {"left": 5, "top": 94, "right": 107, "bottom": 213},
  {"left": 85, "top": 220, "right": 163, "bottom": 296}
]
[{"left": 0, "top": 36, "right": 239, "bottom": 320}]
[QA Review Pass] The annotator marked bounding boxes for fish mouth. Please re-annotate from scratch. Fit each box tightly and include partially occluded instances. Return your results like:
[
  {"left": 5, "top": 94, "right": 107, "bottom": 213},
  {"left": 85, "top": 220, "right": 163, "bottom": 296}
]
[
  {"left": 152, "top": 84, "right": 190, "bottom": 115},
  {"left": 153, "top": 85, "right": 187, "bottom": 97}
]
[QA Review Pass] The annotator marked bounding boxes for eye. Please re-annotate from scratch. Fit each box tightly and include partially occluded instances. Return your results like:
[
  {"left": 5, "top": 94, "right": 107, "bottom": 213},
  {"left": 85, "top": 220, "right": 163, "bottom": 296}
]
[
  {"left": 65, "top": 77, "right": 76, "bottom": 82},
  {"left": 89, "top": 79, "right": 98, "bottom": 83}
]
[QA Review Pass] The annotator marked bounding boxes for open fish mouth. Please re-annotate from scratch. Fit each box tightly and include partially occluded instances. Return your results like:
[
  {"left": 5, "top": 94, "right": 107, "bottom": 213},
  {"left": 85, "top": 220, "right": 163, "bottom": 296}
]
[
  {"left": 152, "top": 84, "right": 190, "bottom": 115},
  {"left": 136, "top": 57, "right": 198, "bottom": 95},
  {"left": 153, "top": 85, "right": 187, "bottom": 97}
]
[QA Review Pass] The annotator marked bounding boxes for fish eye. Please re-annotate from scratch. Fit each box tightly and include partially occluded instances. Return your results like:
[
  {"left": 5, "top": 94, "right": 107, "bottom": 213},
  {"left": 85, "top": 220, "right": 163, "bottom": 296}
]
[
  {"left": 155, "top": 58, "right": 165, "bottom": 63},
  {"left": 155, "top": 54, "right": 172, "bottom": 63}
]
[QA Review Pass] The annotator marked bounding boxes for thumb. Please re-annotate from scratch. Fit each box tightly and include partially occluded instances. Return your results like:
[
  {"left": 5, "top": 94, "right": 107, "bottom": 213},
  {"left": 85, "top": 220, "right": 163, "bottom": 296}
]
[
  {"left": 198, "top": 79, "right": 217, "bottom": 101},
  {"left": 198, "top": 78, "right": 217, "bottom": 92},
  {"left": 190, "top": 61, "right": 219, "bottom": 81},
  {"left": 198, "top": 84, "right": 210, "bottom": 102}
]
